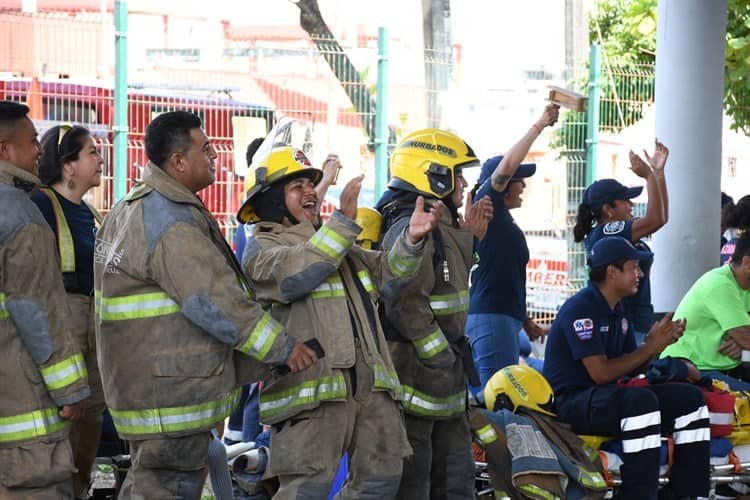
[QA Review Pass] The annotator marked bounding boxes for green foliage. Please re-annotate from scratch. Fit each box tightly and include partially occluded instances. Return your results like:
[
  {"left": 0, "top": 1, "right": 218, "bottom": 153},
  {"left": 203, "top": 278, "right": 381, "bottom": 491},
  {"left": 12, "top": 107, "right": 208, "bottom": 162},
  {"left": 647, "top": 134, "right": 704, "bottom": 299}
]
[
  {"left": 725, "top": 0, "right": 750, "bottom": 133},
  {"left": 556, "top": 0, "right": 750, "bottom": 155}
]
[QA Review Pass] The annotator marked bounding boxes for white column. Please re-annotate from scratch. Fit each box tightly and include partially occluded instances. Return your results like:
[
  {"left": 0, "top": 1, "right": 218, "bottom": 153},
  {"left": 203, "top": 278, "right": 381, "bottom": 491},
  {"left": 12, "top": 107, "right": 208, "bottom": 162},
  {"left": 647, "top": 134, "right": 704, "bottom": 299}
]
[{"left": 652, "top": 0, "right": 727, "bottom": 312}]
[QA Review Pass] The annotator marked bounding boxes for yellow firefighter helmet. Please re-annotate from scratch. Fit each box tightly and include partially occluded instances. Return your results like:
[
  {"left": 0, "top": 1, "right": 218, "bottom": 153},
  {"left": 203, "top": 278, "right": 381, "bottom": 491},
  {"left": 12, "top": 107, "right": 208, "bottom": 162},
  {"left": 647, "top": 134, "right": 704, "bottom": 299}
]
[
  {"left": 355, "top": 207, "right": 382, "bottom": 250},
  {"left": 484, "top": 365, "right": 555, "bottom": 416},
  {"left": 388, "top": 128, "right": 480, "bottom": 199},
  {"left": 237, "top": 146, "right": 322, "bottom": 224}
]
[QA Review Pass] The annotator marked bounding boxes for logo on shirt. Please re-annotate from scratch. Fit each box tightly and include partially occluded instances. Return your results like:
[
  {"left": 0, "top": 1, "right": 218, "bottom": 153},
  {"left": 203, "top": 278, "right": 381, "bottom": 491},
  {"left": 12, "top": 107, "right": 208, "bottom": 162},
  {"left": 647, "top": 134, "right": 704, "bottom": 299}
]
[
  {"left": 603, "top": 221, "right": 626, "bottom": 235},
  {"left": 621, "top": 318, "right": 629, "bottom": 334},
  {"left": 573, "top": 317, "right": 594, "bottom": 341},
  {"left": 600, "top": 326, "right": 609, "bottom": 332},
  {"left": 95, "top": 237, "right": 125, "bottom": 275}
]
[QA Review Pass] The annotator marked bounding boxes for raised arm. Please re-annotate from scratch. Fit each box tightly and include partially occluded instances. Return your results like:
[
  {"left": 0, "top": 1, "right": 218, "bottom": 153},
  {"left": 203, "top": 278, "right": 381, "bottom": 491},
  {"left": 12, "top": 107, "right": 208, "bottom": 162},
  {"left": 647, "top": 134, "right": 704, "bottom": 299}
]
[
  {"left": 630, "top": 140, "right": 669, "bottom": 241},
  {"left": 489, "top": 103, "right": 560, "bottom": 193}
]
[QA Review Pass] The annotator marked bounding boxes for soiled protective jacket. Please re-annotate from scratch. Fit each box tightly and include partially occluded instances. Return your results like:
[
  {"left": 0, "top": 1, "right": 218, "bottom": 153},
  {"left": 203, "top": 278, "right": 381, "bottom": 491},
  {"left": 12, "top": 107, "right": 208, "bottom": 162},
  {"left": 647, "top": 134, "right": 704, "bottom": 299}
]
[
  {"left": 243, "top": 210, "right": 424, "bottom": 425},
  {"left": 381, "top": 209, "right": 474, "bottom": 419},
  {"left": 94, "top": 163, "right": 294, "bottom": 441},
  {"left": 0, "top": 160, "right": 90, "bottom": 447}
]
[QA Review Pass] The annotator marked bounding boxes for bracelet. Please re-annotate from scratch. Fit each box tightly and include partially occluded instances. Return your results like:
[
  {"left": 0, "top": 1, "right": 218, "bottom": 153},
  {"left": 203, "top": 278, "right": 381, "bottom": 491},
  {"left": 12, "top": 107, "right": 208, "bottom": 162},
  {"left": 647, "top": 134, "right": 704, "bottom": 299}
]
[{"left": 532, "top": 123, "right": 543, "bottom": 134}]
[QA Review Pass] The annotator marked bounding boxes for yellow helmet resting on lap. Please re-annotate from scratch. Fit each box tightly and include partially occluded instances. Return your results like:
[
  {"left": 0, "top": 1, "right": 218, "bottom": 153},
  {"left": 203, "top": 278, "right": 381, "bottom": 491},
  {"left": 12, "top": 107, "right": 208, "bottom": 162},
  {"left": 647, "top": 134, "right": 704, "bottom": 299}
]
[
  {"left": 484, "top": 365, "right": 556, "bottom": 416},
  {"left": 355, "top": 207, "right": 382, "bottom": 250},
  {"left": 237, "top": 147, "right": 323, "bottom": 224},
  {"left": 388, "top": 129, "right": 480, "bottom": 199}
]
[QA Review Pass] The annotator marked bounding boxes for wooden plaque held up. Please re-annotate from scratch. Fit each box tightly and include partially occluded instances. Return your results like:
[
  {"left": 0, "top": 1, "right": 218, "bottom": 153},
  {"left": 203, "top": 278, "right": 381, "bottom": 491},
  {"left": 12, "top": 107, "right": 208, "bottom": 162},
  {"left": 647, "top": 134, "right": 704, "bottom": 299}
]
[{"left": 548, "top": 86, "right": 588, "bottom": 112}]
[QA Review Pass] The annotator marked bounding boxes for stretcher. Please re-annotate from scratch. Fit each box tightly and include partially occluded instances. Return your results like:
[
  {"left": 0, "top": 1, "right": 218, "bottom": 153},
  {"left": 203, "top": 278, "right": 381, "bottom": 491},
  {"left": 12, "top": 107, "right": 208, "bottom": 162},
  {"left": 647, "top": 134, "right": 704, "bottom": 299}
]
[{"left": 474, "top": 427, "right": 750, "bottom": 499}]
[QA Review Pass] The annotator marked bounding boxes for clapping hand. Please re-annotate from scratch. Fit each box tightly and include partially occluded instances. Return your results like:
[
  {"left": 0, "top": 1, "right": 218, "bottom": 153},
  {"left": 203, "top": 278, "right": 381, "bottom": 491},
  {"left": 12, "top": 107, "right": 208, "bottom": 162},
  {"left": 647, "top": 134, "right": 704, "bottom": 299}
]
[
  {"left": 644, "top": 139, "right": 669, "bottom": 173},
  {"left": 407, "top": 196, "right": 444, "bottom": 244},
  {"left": 459, "top": 193, "right": 493, "bottom": 240}
]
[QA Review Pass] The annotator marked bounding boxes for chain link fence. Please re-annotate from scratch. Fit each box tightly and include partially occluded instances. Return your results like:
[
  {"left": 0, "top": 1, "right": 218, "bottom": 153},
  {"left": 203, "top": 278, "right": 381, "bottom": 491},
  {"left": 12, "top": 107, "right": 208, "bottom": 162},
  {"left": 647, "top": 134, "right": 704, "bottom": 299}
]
[{"left": 0, "top": 7, "right": 668, "bottom": 324}]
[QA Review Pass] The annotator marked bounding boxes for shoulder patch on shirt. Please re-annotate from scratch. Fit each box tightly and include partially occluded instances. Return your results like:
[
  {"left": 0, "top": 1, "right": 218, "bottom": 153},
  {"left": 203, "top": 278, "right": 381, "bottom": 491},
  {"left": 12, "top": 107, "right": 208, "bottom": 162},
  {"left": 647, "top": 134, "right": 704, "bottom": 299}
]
[
  {"left": 603, "top": 221, "right": 626, "bottom": 235},
  {"left": 621, "top": 318, "right": 629, "bottom": 334},
  {"left": 573, "top": 317, "right": 594, "bottom": 341}
]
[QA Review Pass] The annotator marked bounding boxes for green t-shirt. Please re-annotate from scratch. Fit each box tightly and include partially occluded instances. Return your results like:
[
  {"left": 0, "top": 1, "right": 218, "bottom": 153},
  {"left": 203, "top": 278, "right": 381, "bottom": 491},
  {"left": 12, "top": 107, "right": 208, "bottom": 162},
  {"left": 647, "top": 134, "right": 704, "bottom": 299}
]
[{"left": 661, "top": 265, "right": 750, "bottom": 370}]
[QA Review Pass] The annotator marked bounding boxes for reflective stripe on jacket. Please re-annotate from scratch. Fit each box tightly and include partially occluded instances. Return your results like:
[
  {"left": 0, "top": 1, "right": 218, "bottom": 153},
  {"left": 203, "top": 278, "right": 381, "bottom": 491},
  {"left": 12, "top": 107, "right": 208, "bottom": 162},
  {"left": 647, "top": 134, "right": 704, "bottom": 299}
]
[
  {"left": 94, "top": 163, "right": 294, "bottom": 440},
  {"left": 243, "top": 210, "right": 424, "bottom": 424},
  {"left": 0, "top": 160, "right": 90, "bottom": 448},
  {"left": 381, "top": 209, "right": 475, "bottom": 419}
]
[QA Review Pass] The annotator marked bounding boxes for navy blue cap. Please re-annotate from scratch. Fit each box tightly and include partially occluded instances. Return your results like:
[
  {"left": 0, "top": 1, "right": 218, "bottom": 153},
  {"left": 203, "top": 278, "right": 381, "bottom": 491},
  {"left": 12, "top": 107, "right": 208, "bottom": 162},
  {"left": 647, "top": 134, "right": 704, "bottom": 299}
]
[
  {"left": 588, "top": 237, "right": 653, "bottom": 268},
  {"left": 583, "top": 179, "right": 642, "bottom": 210},
  {"left": 478, "top": 155, "right": 536, "bottom": 185}
]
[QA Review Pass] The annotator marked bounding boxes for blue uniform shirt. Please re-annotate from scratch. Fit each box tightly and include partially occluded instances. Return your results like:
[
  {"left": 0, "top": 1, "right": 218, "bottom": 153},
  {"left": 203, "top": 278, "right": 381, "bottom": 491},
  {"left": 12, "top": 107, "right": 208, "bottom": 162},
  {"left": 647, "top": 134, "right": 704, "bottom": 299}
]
[
  {"left": 543, "top": 282, "right": 637, "bottom": 396},
  {"left": 468, "top": 178, "right": 529, "bottom": 321},
  {"left": 585, "top": 220, "right": 654, "bottom": 333},
  {"left": 31, "top": 189, "right": 97, "bottom": 295}
]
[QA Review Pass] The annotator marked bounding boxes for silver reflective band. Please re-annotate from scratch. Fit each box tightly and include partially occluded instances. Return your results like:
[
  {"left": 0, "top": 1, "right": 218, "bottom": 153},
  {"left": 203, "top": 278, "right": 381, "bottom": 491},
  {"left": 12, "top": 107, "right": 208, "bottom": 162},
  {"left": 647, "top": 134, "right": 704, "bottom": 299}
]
[
  {"left": 621, "top": 410, "right": 660, "bottom": 432},
  {"left": 673, "top": 427, "right": 710, "bottom": 445},
  {"left": 621, "top": 434, "right": 661, "bottom": 454},
  {"left": 674, "top": 405, "right": 708, "bottom": 430}
]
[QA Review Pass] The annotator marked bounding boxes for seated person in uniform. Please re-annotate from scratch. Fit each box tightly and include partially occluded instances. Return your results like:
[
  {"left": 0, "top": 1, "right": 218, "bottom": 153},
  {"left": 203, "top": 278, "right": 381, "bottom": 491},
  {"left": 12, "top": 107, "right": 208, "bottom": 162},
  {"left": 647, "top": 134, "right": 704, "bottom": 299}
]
[
  {"left": 662, "top": 232, "right": 750, "bottom": 391},
  {"left": 544, "top": 237, "right": 710, "bottom": 500}
]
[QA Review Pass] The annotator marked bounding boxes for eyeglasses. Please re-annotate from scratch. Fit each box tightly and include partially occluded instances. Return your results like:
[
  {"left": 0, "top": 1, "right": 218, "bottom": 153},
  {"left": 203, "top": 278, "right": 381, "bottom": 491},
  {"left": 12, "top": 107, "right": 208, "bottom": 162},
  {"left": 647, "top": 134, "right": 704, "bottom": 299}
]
[{"left": 57, "top": 124, "right": 72, "bottom": 154}]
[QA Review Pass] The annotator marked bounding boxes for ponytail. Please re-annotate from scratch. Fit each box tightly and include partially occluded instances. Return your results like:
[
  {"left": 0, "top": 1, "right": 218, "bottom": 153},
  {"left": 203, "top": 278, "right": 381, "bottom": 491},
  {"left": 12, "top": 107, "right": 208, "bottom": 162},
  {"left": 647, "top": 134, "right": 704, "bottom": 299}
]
[{"left": 573, "top": 203, "right": 595, "bottom": 242}]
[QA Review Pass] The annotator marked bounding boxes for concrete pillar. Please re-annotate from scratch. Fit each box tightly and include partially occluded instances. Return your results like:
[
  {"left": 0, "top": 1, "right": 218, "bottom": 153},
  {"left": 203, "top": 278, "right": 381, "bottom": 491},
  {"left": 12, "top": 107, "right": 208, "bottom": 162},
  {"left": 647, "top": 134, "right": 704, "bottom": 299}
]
[{"left": 652, "top": 0, "right": 727, "bottom": 312}]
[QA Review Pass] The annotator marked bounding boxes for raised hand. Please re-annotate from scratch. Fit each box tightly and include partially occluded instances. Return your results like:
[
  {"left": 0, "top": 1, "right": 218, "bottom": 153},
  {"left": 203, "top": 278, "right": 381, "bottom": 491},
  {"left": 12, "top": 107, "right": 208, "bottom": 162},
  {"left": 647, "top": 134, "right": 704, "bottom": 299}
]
[
  {"left": 628, "top": 150, "right": 653, "bottom": 179},
  {"left": 407, "top": 196, "right": 444, "bottom": 244},
  {"left": 643, "top": 139, "right": 669, "bottom": 173},
  {"left": 339, "top": 175, "right": 363, "bottom": 220},
  {"left": 536, "top": 103, "right": 560, "bottom": 129},
  {"left": 460, "top": 193, "right": 493, "bottom": 240},
  {"left": 321, "top": 153, "right": 342, "bottom": 185}
]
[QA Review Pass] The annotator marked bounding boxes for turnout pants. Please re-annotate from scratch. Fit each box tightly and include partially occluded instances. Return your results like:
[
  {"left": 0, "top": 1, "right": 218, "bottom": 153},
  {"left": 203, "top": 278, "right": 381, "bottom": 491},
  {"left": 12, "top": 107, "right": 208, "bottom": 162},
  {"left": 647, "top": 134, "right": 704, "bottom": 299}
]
[
  {"left": 68, "top": 294, "right": 106, "bottom": 498},
  {"left": 268, "top": 350, "right": 410, "bottom": 500},
  {"left": 556, "top": 383, "right": 710, "bottom": 500},
  {"left": 118, "top": 432, "right": 211, "bottom": 500},
  {"left": 396, "top": 412, "right": 474, "bottom": 500},
  {"left": 0, "top": 439, "right": 75, "bottom": 500}
]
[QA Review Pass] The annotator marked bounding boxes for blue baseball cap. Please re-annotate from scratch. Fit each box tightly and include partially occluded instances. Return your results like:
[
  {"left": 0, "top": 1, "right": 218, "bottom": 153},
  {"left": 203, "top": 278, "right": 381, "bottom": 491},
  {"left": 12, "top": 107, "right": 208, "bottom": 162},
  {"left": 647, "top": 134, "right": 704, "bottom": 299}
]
[
  {"left": 478, "top": 155, "right": 536, "bottom": 186},
  {"left": 588, "top": 237, "right": 653, "bottom": 268},
  {"left": 583, "top": 179, "right": 643, "bottom": 210}
]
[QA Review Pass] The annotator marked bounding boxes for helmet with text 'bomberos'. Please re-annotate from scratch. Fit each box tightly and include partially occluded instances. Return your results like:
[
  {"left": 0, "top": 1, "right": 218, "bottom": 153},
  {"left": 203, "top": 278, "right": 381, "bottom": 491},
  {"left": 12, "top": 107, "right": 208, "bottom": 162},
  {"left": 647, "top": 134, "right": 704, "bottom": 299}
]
[
  {"left": 484, "top": 365, "right": 555, "bottom": 416},
  {"left": 388, "top": 129, "right": 480, "bottom": 199}
]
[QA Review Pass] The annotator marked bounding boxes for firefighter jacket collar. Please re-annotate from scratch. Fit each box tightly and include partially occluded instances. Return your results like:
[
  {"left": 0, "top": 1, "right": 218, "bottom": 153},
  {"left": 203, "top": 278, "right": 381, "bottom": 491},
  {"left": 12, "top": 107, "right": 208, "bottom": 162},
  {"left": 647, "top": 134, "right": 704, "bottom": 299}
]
[
  {"left": 0, "top": 159, "right": 41, "bottom": 193},
  {"left": 137, "top": 162, "right": 206, "bottom": 210}
]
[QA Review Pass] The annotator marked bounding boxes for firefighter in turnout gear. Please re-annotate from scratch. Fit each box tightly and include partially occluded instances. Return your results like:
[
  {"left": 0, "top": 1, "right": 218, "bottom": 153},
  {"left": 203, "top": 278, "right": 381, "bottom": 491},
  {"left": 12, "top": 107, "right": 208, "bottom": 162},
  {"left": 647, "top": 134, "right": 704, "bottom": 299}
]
[
  {"left": 376, "top": 129, "right": 493, "bottom": 499},
  {"left": 237, "top": 145, "right": 443, "bottom": 499},
  {"left": 32, "top": 124, "right": 108, "bottom": 498},
  {"left": 0, "top": 101, "right": 90, "bottom": 499},
  {"left": 94, "top": 112, "right": 317, "bottom": 499}
]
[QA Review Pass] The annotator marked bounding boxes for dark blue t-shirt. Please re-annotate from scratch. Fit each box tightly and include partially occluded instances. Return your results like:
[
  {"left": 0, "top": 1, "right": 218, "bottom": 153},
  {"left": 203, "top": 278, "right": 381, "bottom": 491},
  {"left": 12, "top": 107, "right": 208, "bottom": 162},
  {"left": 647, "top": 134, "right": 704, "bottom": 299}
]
[
  {"left": 468, "top": 178, "right": 529, "bottom": 321},
  {"left": 584, "top": 220, "right": 654, "bottom": 333},
  {"left": 543, "top": 283, "right": 637, "bottom": 396},
  {"left": 32, "top": 189, "right": 97, "bottom": 295}
]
